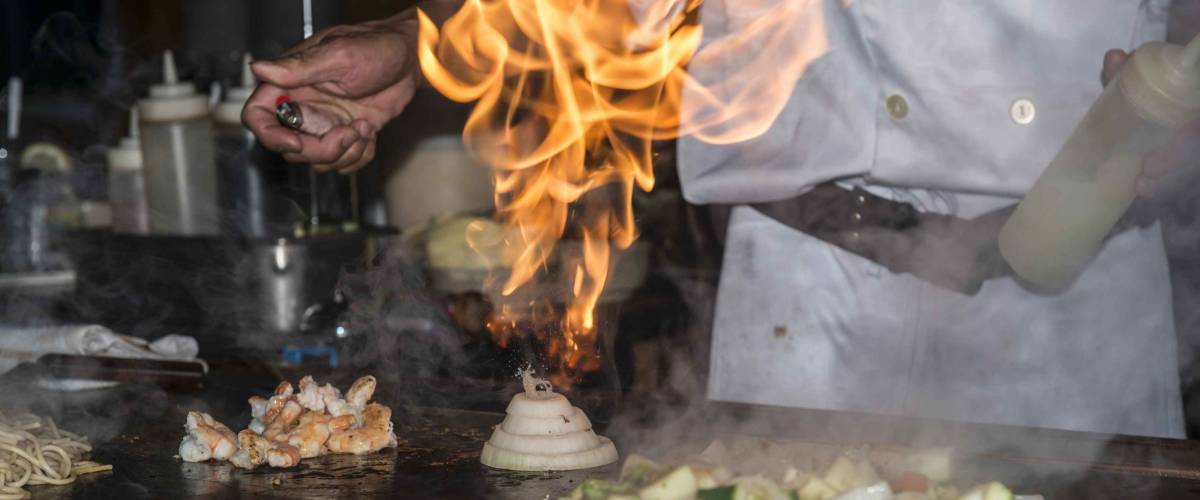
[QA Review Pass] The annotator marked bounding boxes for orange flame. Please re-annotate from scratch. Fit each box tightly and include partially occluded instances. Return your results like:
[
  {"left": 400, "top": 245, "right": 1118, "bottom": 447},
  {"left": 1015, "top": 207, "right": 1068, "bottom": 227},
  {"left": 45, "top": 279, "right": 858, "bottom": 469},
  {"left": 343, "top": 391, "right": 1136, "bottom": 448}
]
[{"left": 418, "top": 0, "right": 827, "bottom": 378}]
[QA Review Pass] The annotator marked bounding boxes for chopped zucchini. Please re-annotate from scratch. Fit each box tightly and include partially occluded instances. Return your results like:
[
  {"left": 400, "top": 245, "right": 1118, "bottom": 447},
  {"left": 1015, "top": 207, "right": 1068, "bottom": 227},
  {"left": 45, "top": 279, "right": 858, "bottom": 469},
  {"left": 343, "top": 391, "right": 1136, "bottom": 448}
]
[
  {"left": 698, "top": 486, "right": 738, "bottom": 500},
  {"left": 622, "top": 455, "right": 663, "bottom": 486},
  {"left": 730, "top": 476, "right": 789, "bottom": 500},
  {"left": 955, "top": 482, "right": 1012, "bottom": 500},
  {"left": 563, "top": 479, "right": 616, "bottom": 500},
  {"left": 694, "top": 464, "right": 735, "bottom": 489},
  {"left": 831, "top": 481, "right": 893, "bottom": 500},
  {"left": 797, "top": 477, "right": 839, "bottom": 500},
  {"left": 639, "top": 466, "right": 698, "bottom": 500},
  {"left": 823, "top": 456, "right": 858, "bottom": 492},
  {"left": 823, "top": 455, "right": 878, "bottom": 492},
  {"left": 931, "top": 485, "right": 960, "bottom": 500},
  {"left": 904, "top": 448, "right": 953, "bottom": 484}
]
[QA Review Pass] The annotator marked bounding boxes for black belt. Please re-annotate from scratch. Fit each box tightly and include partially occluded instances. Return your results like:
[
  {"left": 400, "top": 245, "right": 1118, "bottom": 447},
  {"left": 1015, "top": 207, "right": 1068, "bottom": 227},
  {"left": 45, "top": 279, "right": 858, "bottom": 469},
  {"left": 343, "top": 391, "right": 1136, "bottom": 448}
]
[{"left": 749, "top": 183, "right": 1014, "bottom": 295}]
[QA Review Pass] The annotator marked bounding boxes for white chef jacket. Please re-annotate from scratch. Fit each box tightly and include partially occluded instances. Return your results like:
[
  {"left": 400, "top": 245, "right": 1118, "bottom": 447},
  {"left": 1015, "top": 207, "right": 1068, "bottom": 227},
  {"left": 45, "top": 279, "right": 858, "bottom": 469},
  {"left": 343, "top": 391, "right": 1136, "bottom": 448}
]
[{"left": 681, "top": 0, "right": 1185, "bottom": 437}]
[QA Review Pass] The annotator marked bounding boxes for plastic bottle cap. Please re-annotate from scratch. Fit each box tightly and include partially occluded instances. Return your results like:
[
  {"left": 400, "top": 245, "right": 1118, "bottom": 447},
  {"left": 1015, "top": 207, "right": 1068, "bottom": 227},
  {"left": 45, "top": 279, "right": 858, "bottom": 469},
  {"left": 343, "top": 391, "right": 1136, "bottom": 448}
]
[
  {"left": 139, "top": 50, "right": 210, "bottom": 122},
  {"left": 1120, "top": 34, "right": 1200, "bottom": 128},
  {"left": 214, "top": 53, "right": 256, "bottom": 125},
  {"left": 108, "top": 107, "right": 143, "bottom": 171}
]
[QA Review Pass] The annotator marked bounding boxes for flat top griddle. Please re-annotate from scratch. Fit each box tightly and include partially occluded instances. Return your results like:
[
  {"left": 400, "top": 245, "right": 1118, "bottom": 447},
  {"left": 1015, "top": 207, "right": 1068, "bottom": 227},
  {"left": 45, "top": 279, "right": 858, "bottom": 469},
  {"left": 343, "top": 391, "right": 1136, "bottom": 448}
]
[{"left": 3, "top": 364, "right": 1200, "bottom": 499}]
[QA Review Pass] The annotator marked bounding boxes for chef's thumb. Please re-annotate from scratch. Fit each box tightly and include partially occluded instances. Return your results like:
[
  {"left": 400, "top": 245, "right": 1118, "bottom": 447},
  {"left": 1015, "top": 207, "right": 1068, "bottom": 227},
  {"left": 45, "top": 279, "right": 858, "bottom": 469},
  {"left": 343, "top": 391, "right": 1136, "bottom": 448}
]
[{"left": 1102, "top": 49, "right": 1129, "bottom": 86}]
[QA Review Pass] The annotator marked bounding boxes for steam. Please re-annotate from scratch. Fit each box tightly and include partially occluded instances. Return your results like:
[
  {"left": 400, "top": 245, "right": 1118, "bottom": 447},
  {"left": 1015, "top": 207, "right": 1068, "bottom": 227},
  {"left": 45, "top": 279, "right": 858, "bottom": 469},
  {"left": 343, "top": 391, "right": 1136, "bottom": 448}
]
[{"left": 336, "top": 239, "right": 475, "bottom": 409}]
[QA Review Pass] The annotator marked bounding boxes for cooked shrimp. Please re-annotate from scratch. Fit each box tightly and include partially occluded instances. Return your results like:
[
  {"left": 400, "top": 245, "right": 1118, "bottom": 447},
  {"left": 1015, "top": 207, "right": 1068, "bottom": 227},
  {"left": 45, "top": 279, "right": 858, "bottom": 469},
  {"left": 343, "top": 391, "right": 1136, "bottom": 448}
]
[
  {"left": 229, "top": 430, "right": 273, "bottom": 470},
  {"left": 287, "top": 411, "right": 333, "bottom": 458},
  {"left": 229, "top": 449, "right": 254, "bottom": 470},
  {"left": 326, "top": 403, "right": 396, "bottom": 455},
  {"left": 326, "top": 397, "right": 354, "bottom": 419},
  {"left": 264, "top": 400, "right": 303, "bottom": 442},
  {"left": 297, "top": 376, "right": 325, "bottom": 412},
  {"left": 266, "top": 443, "right": 302, "bottom": 468},
  {"left": 326, "top": 375, "right": 377, "bottom": 422},
  {"left": 248, "top": 396, "right": 269, "bottom": 419},
  {"left": 179, "top": 412, "right": 237, "bottom": 462},
  {"left": 345, "top": 375, "right": 377, "bottom": 409},
  {"left": 262, "top": 382, "right": 295, "bottom": 423},
  {"left": 328, "top": 414, "right": 355, "bottom": 433}
]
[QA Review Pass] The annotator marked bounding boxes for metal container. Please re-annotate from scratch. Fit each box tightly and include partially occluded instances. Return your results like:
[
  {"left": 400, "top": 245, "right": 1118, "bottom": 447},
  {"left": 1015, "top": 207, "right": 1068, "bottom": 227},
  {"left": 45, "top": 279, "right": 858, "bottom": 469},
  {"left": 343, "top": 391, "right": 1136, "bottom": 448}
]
[
  {"left": 249, "top": 236, "right": 360, "bottom": 334},
  {"left": 254, "top": 239, "right": 314, "bottom": 333}
]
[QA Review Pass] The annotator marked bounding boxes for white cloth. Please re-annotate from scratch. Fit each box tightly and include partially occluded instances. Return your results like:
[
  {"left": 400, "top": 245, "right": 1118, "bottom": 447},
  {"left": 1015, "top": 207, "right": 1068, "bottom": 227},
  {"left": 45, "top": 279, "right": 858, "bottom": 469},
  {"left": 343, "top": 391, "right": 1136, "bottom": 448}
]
[
  {"left": 0, "top": 324, "right": 204, "bottom": 390},
  {"left": 685, "top": 0, "right": 1184, "bottom": 438}
]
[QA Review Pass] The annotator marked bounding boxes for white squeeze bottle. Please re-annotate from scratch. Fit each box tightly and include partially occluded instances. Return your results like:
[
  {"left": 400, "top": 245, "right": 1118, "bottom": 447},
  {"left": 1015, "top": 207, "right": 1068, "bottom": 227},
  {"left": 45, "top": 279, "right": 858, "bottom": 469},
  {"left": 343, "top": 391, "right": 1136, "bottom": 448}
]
[
  {"left": 107, "top": 107, "right": 149, "bottom": 234},
  {"left": 998, "top": 35, "right": 1200, "bottom": 291},
  {"left": 138, "top": 50, "right": 220, "bottom": 236}
]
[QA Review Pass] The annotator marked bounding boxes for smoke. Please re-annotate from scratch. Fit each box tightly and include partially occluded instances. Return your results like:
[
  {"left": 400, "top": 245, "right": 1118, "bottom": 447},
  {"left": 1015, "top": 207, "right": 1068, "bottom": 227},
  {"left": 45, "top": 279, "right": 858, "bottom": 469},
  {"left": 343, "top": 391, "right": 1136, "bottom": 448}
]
[
  {"left": 336, "top": 237, "right": 478, "bottom": 411},
  {"left": 597, "top": 185, "right": 1198, "bottom": 497}
]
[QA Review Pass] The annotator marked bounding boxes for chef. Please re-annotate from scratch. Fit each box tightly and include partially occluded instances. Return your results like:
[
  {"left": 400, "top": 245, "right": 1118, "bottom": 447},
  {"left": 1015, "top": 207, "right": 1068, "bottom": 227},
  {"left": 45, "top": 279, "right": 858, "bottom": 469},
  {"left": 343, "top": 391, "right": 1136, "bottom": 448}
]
[{"left": 244, "top": 1, "right": 1200, "bottom": 438}]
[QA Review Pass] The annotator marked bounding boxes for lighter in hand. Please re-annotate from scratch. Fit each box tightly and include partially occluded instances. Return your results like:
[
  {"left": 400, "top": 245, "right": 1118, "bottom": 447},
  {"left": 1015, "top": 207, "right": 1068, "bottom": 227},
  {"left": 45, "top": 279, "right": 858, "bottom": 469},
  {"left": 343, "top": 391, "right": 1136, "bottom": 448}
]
[{"left": 275, "top": 95, "right": 304, "bottom": 130}]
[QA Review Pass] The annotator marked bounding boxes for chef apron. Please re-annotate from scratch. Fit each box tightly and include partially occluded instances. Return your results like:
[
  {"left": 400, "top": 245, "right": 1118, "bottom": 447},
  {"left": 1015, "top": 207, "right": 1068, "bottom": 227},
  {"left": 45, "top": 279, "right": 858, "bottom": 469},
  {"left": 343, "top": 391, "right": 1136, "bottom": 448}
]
[{"left": 679, "top": 0, "right": 1185, "bottom": 437}]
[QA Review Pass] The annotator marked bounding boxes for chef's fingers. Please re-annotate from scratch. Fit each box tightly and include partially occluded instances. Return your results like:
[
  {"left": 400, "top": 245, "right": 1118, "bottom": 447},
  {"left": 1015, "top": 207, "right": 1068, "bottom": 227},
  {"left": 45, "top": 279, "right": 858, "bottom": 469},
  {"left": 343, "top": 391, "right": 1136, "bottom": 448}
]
[
  {"left": 282, "top": 125, "right": 361, "bottom": 167},
  {"left": 326, "top": 136, "right": 369, "bottom": 172},
  {"left": 252, "top": 47, "right": 349, "bottom": 91},
  {"left": 1137, "top": 120, "right": 1200, "bottom": 197},
  {"left": 338, "top": 120, "right": 379, "bottom": 173},
  {"left": 242, "top": 83, "right": 302, "bottom": 154},
  {"left": 1102, "top": 49, "right": 1129, "bottom": 86},
  {"left": 338, "top": 138, "right": 377, "bottom": 174},
  {"left": 1141, "top": 119, "right": 1200, "bottom": 173}
]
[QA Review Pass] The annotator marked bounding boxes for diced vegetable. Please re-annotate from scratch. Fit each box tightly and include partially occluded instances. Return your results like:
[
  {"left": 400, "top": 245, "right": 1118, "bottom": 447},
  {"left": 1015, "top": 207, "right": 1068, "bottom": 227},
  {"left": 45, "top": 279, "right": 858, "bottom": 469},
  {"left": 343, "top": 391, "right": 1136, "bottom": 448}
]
[
  {"left": 797, "top": 477, "right": 839, "bottom": 500},
  {"left": 639, "top": 466, "right": 699, "bottom": 500},
  {"left": 823, "top": 456, "right": 858, "bottom": 492},
  {"left": 955, "top": 482, "right": 1012, "bottom": 500},
  {"left": 621, "top": 454, "right": 662, "bottom": 485},
  {"left": 832, "top": 482, "right": 893, "bottom": 500},
  {"left": 931, "top": 485, "right": 960, "bottom": 500},
  {"left": 564, "top": 478, "right": 615, "bottom": 500},
  {"left": 730, "top": 476, "right": 789, "bottom": 500},
  {"left": 823, "top": 455, "right": 879, "bottom": 492},
  {"left": 904, "top": 449, "right": 953, "bottom": 484},
  {"left": 693, "top": 464, "right": 735, "bottom": 489},
  {"left": 698, "top": 486, "right": 738, "bottom": 500}
]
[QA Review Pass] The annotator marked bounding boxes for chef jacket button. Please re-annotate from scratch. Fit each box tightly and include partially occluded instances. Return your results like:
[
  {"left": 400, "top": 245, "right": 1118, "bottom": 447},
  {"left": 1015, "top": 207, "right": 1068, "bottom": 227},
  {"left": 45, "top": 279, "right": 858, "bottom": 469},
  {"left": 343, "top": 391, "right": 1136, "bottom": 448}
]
[
  {"left": 886, "top": 94, "right": 909, "bottom": 120},
  {"left": 1011, "top": 98, "right": 1036, "bottom": 125}
]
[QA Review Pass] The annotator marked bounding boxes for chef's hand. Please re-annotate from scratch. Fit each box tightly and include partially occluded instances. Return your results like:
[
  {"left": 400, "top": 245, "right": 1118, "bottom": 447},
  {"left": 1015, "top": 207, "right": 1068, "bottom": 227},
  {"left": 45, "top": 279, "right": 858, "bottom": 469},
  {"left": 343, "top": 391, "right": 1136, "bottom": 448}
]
[
  {"left": 1103, "top": 49, "right": 1200, "bottom": 197},
  {"left": 242, "top": 12, "right": 421, "bottom": 174}
]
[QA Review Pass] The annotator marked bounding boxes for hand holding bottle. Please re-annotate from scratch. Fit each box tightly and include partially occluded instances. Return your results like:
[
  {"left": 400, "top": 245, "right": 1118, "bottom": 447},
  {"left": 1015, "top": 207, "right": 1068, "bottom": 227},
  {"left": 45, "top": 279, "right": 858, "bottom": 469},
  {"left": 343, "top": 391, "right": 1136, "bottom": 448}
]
[{"left": 1103, "top": 48, "right": 1200, "bottom": 197}]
